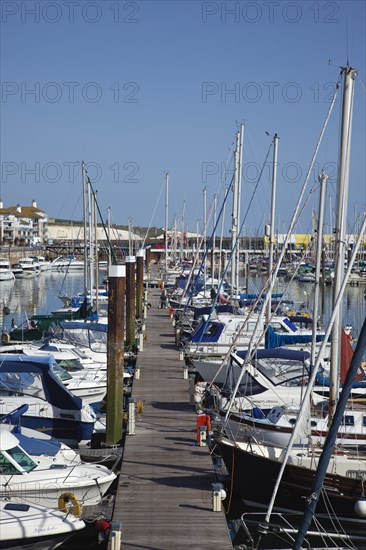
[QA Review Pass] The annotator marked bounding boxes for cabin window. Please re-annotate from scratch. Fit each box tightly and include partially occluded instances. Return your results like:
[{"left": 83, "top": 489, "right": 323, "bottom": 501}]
[
  {"left": 0, "top": 452, "right": 19, "bottom": 474},
  {"left": 342, "top": 415, "right": 354, "bottom": 426},
  {"left": 57, "top": 359, "right": 83, "bottom": 372},
  {"left": 0, "top": 371, "right": 45, "bottom": 400},
  {"left": 50, "top": 363, "right": 73, "bottom": 381},
  {"left": 6, "top": 446, "right": 37, "bottom": 472},
  {"left": 346, "top": 470, "right": 366, "bottom": 480},
  {"left": 363, "top": 417, "right": 366, "bottom": 427}
]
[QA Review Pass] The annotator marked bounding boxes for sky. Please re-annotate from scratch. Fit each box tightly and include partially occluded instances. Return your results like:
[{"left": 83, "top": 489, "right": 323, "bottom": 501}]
[{"left": 1, "top": 0, "right": 365, "bottom": 238}]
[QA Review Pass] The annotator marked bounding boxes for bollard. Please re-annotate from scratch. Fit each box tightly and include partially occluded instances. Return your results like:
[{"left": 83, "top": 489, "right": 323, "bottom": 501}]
[
  {"left": 143, "top": 304, "right": 147, "bottom": 319},
  {"left": 135, "top": 366, "right": 141, "bottom": 379},
  {"left": 128, "top": 398, "right": 136, "bottom": 435},
  {"left": 109, "top": 520, "right": 122, "bottom": 549},
  {"left": 138, "top": 332, "right": 144, "bottom": 351},
  {"left": 212, "top": 483, "right": 226, "bottom": 512},
  {"left": 183, "top": 365, "right": 188, "bottom": 380},
  {"left": 198, "top": 425, "right": 207, "bottom": 447},
  {"left": 175, "top": 326, "right": 181, "bottom": 347}
]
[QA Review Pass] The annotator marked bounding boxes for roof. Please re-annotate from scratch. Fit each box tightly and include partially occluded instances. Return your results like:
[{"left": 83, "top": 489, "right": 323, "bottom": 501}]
[{"left": 0, "top": 205, "right": 46, "bottom": 220}]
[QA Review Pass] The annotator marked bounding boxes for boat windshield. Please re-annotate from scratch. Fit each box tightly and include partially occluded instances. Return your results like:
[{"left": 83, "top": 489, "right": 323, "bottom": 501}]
[
  {"left": 0, "top": 447, "right": 37, "bottom": 473},
  {"left": 57, "top": 358, "right": 84, "bottom": 372},
  {"left": 49, "top": 363, "right": 73, "bottom": 381},
  {"left": 255, "top": 357, "right": 306, "bottom": 386},
  {"left": 0, "top": 371, "right": 46, "bottom": 399}
]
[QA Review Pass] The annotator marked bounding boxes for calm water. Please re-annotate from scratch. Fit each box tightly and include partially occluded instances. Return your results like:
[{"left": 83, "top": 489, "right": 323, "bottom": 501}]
[
  {"left": 0, "top": 270, "right": 365, "bottom": 337},
  {"left": 244, "top": 272, "right": 366, "bottom": 339},
  {"left": 0, "top": 271, "right": 89, "bottom": 331}
]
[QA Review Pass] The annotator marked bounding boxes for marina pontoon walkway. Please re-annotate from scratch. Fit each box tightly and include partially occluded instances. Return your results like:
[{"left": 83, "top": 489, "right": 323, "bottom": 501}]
[{"left": 110, "top": 286, "right": 232, "bottom": 549}]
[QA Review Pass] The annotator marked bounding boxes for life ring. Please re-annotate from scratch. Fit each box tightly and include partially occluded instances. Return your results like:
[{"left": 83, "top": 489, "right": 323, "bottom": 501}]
[
  {"left": 58, "top": 492, "right": 83, "bottom": 516},
  {"left": 1, "top": 332, "right": 10, "bottom": 344}
]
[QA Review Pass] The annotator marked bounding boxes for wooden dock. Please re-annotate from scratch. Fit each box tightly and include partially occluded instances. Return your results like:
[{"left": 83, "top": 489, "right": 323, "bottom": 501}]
[{"left": 110, "top": 286, "right": 233, "bottom": 549}]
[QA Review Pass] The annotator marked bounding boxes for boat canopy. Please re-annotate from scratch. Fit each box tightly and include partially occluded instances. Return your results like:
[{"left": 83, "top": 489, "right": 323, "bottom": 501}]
[{"left": 0, "top": 355, "right": 83, "bottom": 410}]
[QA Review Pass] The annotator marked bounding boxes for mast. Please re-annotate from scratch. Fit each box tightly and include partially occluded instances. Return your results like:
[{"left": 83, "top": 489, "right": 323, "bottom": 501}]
[
  {"left": 266, "top": 133, "right": 278, "bottom": 325},
  {"left": 329, "top": 65, "right": 357, "bottom": 420},
  {"left": 93, "top": 190, "right": 99, "bottom": 315},
  {"left": 165, "top": 172, "right": 169, "bottom": 276},
  {"left": 212, "top": 194, "right": 217, "bottom": 277},
  {"left": 82, "top": 161, "right": 88, "bottom": 297},
  {"left": 203, "top": 186, "right": 207, "bottom": 292},
  {"left": 88, "top": 177, "right": 94, "bottom": 308},
  {"left": 218, "top": 187, "right": 228, "bottom": 283},
  {"left": 311, "top": 172, "right": 328, "bottom": 368},
  {"left": 230, "top": 124, "right": 244, "bottom": 296},
  {"left": 107, "top": 207, "right": 111, "bottom": 271}
]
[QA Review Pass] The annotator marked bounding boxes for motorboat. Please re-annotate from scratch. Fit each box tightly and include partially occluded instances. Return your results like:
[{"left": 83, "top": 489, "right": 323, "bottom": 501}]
[
  {"left": 0, "top": 497, "right": 85, "bottom": 550},
  {"left": 0, "top": 258, "right": 15, "bottom": 282},
  {"left": 0, "top": 429, "right": 117, "bottom": 508},
  {"left": 0, "top": 355, "right": 100, "bottom": 446}
]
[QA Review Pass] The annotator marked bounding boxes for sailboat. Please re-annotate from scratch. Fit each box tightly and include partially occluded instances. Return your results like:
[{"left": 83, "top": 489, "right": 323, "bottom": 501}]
[{"left": 214, "top": 66, "right": 366, "bottom": 546}]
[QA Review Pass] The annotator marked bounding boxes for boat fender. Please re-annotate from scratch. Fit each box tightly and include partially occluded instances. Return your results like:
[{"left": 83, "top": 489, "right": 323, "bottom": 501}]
[
  {"left": 58, "top": 492, "right": 83, "bottom": 516},
  {"left": 1, "top": 332, "right": 10, "bottom": 344},
  {"left": 354, "top": 497, "right": 366, "bottom": 518}
]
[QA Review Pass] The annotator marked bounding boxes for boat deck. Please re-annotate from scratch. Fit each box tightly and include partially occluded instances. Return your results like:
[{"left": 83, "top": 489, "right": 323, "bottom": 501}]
[{"left": 110, "top": 286, "right": 232, "bottom": 549}]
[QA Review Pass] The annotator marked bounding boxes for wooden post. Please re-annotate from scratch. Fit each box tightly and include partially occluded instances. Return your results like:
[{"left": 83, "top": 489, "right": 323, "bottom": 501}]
[
  {"left": 136, "top": 249, "right": 144, "bottom": 319},
  {"left": 106, "top": 264, "right": 125, "bottom": 446},
  {"left": 125, "top": 256, "right": 136, "bottom": 352}
]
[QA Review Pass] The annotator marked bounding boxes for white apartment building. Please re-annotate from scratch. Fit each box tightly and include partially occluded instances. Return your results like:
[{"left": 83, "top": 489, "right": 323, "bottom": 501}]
[{"left": 0, "top": 200, "right": 48, "bottom": 245}]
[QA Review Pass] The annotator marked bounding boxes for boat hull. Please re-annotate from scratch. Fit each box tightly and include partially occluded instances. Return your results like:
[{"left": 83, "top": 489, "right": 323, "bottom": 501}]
[{"left": 217, "top": 438, "right": 366, "bottom": 522}]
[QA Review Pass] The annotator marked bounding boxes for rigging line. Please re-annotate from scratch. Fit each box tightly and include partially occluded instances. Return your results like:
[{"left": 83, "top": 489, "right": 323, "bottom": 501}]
[
  {"left": 181, "top": 174, "right": 235, "bottom": 313},
  {"left": 221, "top": 72, "right": 342, "bottom": 417},
  {"left": 141, "top": 176, "right": 166, "bottom": 249},
  {"left": 266, "top": 212, "right": 366, "bottom": 534},
  {"left": 85, "top": 176, "right": 117, "bottom": 266},
  {"left": 204, "top": 141, "right": 274, "bottom": 382}
]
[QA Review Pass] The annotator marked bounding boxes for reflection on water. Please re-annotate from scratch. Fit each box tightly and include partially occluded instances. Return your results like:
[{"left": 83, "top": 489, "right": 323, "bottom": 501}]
[
  {"left": 244, "top": 273, "right": 366, "bottom": 338},
  {"left": 0, "top": 272, "right": 87, "bottom": 330},
  {"left": 0, "top": 271, "right": 365, "bottom": 337}
]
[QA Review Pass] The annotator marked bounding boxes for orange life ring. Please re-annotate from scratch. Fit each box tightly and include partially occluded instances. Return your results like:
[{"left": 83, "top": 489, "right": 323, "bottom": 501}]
[{"left": 58, "top": 492, "right": 83, "bottom": 516}]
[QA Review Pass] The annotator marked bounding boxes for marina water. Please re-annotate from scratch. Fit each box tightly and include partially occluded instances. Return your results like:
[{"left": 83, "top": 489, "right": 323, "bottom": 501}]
[{"left": 1, "top": 271, "right": 365, "bottom": 338}]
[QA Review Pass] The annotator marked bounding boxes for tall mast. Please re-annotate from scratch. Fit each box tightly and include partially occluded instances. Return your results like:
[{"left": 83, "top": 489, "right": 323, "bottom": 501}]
[
  {"left": 82, "top": 161, "right": 88, "bottom": 296},
  {"left": 165, "top": 172, "right": 169, "bottom": 276},
  {"left": 213, "top": 193, "right": 217, "bottom": 277},
  {"left": 266, "top": 133, "right": 279, "bottom": 325},
  {"left": 231, "top": 124, "right": 244, "bottom": 295},
  {"left": 93, "top": 190, "right": 99, "bottom": 315},
  {"left": 203, "top": 186, "right": 207, "bottom": 291},
  {"left": 329, "top": 65, "right": 357, "bottom": 420},
  {"left": 88, "top": 176, "right": 94, "bottom": 305},
  {"left": 311, "top": 172, "right": 328, "bottom": 368},
  {"left": 107, "top": 207, "right": 111, "bottom": 270}
]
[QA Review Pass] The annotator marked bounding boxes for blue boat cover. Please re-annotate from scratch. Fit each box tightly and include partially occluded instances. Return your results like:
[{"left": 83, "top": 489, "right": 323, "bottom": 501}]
[
  {"left": 0, "top": 355, "right": 83, "bottom": 410},
  {"left": 190, "top": 320, "right": 225, "bottom": 343},
  {"left": 264, "top": 326, "right": 324, "bottom": 349}
]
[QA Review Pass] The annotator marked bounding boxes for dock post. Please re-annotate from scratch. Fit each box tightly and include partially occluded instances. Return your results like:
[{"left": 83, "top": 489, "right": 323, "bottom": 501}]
[
  {"left": 125, "top": 256, "right": 136, "bottom": 353},
  {"left": 212, "top": 483, "right": 226, "bottom": 512},
  {"left": 106, "top": 265, "right": 125, "bottom": 446},
  {"left": 109, "top": 520, "right": 122, "bottom": 549},
  {"left": 138, "top": 331, "right": 144, "bottom": 351},
  {"left": 128, "top": 397, "right": 136, "bottom": 435}
]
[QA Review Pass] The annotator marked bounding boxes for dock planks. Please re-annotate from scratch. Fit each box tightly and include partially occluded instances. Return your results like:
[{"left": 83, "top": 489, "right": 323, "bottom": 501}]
[{"left": 110, "top": 286, "right": 232, "bottom": 549}]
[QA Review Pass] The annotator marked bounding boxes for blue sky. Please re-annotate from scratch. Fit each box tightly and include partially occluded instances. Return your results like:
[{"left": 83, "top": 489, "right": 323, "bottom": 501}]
[{"left": 1, "top": 0, "right": 365, "bottom": 237}]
